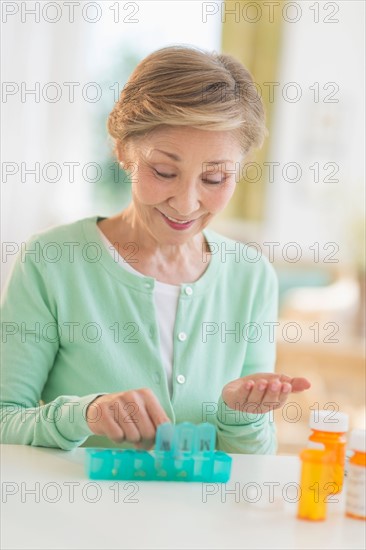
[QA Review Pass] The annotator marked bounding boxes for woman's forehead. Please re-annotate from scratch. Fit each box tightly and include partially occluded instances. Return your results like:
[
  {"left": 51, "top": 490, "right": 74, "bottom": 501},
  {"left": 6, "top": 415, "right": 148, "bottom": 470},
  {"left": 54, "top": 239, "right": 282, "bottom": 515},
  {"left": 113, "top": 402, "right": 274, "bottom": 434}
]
[{"left": 131, "top": 127, "right": 242, "bottom": 160}]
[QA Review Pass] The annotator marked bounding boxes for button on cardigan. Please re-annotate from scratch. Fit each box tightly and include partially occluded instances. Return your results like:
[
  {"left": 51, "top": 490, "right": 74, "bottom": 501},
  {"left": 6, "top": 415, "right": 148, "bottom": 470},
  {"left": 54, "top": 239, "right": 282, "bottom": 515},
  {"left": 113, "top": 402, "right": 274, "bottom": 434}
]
[{"left": 0, "top": 215, "right": 279, "bottom": 453}]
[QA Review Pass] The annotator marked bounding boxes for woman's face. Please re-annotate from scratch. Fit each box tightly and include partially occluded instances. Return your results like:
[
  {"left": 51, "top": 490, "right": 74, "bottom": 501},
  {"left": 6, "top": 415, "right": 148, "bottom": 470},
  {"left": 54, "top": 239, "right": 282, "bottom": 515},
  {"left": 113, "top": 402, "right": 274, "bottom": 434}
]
[{"left": 120, "top": 126, "right": 243, "bottom": 244}]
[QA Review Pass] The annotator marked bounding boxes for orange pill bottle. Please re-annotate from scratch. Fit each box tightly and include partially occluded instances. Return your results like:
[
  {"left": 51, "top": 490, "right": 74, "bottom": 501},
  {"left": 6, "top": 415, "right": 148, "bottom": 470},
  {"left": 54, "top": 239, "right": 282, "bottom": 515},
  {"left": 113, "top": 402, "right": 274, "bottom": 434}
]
[
  {"left": 297, "top": 448, "right": 334, "bottom": 521},
  {"left": 346, "top": 429, "right": 366, "bottom": 520},
  {"left": 309, "top": 410, "right": 349, "bottom": 493}
]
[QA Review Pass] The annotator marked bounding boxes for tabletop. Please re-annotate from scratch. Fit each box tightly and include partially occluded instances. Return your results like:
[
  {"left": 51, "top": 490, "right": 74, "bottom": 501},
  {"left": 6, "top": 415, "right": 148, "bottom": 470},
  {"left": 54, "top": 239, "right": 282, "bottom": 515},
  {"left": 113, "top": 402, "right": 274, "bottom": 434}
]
[{"left": 1, "top": 444, "right": 364, "bottom": 550}]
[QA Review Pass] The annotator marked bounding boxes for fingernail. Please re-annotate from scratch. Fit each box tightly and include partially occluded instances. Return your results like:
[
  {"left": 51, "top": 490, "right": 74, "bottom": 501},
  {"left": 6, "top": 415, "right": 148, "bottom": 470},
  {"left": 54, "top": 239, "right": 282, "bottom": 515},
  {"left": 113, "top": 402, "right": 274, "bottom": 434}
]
[
  {"left": 270, "top": 382, "right": 280, "bottom": 391},
  {"left": 282, "top": 384, "right": 291, "bottom": 393},
  {"left": 258, "top": 383, "right": 266, "bottom": 391}
]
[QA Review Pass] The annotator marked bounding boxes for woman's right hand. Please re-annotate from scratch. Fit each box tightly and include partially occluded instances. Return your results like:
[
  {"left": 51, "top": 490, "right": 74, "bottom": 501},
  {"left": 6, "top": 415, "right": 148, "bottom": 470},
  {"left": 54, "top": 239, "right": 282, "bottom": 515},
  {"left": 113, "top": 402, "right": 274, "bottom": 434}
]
[{"left": 85, "top": 388, "right": 170, "bottom": 449}]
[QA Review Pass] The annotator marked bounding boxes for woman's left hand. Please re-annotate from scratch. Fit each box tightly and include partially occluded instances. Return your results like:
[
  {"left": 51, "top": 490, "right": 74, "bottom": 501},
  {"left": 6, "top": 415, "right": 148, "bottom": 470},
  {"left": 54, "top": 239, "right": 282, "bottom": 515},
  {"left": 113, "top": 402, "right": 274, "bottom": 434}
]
[{"left": 221, "top": 373, "right": 311, "bottom": 414}]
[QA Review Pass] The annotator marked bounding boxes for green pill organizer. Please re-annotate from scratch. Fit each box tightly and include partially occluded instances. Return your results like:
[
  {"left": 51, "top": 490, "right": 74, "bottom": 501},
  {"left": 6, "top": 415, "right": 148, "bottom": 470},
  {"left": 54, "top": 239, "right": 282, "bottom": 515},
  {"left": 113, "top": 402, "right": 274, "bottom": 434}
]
[{"left": 85, "top": 422, "right": 232, "bottom": 482}]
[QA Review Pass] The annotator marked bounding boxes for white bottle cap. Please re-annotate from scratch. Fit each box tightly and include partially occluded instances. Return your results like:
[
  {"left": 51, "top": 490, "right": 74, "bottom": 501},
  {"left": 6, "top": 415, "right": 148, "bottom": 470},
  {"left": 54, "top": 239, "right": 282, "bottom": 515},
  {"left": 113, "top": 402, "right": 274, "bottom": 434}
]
[
  {"left": 309, "top": 410, "right": 349, "bottom": 432},
  {"left": 349, "top": 429, "right": 366, "bottom": 452}
]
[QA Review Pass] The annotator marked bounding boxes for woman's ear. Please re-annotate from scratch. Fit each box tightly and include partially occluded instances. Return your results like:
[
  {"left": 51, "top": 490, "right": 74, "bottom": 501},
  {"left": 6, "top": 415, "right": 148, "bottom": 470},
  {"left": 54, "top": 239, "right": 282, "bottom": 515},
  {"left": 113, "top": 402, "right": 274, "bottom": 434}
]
[
  {"left": 116, "top": 140, "right": 135, "bottom": 172},
  {"left": 116, "top": 140, "right": 126, "bottom": 164}
]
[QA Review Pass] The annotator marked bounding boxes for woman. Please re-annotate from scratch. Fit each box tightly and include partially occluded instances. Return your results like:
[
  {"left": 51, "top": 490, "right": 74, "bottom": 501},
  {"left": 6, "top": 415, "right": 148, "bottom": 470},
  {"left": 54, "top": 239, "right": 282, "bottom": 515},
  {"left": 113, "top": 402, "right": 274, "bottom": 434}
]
[{"left": 0, "top": 45, "right": 310, "bottom": 452}]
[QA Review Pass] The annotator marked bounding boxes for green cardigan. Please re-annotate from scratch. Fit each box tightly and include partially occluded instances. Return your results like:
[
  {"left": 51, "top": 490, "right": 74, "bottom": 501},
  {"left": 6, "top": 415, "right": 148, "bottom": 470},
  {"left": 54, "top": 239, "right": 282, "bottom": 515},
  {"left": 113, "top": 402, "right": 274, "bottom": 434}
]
[{"left": 1, "top": 215, "right": 279, "bottom": 453}]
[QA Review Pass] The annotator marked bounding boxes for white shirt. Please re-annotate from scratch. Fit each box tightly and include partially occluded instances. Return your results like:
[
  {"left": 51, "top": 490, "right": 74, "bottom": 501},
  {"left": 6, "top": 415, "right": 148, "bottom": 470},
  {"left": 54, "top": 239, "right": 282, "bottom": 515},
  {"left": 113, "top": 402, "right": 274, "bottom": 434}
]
[{"left": 97, "top": 227, "right": 180, "bottom": 397}]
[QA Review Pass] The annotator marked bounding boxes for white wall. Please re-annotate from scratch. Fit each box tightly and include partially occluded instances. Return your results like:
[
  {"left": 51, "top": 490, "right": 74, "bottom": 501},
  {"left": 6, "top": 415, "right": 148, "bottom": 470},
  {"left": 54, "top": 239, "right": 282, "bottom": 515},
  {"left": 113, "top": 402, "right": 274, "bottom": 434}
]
[{"left": 263, "top": 0, "right": 365, "bottom": 268}]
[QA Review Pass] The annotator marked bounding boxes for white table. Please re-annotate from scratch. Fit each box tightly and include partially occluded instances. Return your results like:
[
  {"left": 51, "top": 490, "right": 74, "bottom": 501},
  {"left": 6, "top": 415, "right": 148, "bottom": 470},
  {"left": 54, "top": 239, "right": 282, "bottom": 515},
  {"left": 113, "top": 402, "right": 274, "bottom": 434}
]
[{"left": 1, "top": 444, "right": 364, "bottom": 550}]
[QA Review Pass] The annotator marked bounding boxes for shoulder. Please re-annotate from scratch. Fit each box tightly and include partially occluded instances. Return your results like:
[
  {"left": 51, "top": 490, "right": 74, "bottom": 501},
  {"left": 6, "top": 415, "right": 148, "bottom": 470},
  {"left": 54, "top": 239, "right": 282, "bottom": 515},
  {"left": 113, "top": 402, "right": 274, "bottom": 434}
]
[
  {"left": 24, "top": 215, "right": 98, "bottom": 248},
  {"left": 12, "top": 216, "right": 101, "bottom": 274}
]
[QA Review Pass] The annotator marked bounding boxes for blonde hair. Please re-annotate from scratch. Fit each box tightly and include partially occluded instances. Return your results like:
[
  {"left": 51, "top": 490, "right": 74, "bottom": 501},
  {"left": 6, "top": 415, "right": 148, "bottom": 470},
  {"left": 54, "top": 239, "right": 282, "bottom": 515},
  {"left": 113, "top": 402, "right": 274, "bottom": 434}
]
[{"left": 108, "top": 45, "right": 266, "bottom": 157}]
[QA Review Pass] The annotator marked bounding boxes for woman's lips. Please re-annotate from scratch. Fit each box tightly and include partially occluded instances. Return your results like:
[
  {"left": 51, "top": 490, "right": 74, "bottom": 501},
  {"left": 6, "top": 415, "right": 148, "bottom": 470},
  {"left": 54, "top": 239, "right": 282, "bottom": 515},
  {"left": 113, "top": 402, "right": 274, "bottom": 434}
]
[{"left": 158, "top": 210, "right": 197, "bottom": 230}]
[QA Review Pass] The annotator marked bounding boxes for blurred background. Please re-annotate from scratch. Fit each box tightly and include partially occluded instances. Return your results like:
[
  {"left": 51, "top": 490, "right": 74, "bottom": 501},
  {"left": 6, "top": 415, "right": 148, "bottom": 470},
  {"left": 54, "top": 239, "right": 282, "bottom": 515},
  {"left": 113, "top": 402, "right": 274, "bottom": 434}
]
[{"left": 2, "top": 0, "right": 365, "bottom": 453}]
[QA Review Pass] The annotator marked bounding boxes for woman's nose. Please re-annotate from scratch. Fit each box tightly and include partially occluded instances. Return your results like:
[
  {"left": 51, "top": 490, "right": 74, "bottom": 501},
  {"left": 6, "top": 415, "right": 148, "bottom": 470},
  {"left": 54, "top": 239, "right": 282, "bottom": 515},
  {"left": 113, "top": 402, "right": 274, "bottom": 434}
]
[{"left": 167, "top": 184, "right": 200, "bottom": 217}]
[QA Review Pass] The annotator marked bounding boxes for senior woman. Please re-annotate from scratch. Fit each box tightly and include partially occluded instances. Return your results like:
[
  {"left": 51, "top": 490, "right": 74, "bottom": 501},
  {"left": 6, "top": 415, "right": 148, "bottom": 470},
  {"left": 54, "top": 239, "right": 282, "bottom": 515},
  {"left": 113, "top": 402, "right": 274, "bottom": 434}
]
[{"left": 1, "top": 45, "right": 310, "bottom": 453}]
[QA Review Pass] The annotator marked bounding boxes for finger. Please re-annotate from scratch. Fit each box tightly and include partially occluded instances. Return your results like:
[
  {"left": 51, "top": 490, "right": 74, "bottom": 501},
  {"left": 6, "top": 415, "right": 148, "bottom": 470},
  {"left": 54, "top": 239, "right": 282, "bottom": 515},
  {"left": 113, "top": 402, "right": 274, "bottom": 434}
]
[
  {"left": 261, "top": 379, "right": 282, "bottom": 410},
  {"left": 99, "top": 405, "right": 126, "bottom": 443},
  {"left": 240, "top": 379, "right": 255, "bottom": 402},
  {"left": 133, "top": 407, "right": 157, "bottom": 442},
  {"left": 278, "top": 374, "right": 293, "bottom": 384},
  {"left": 290, "top": 377, "right": 311, "bottom": 392},
  {"left": 277, "top": 374, "right": 311, "bottom": 392},
  {"left": 281, "top": 382, "right": 292, "bottom": 395},
  {"left": 225, "top": 378, "right": 255, "bottom": 408},
  {"left": 135, "top": 439, "right": 155, "bottom": 451},
  {"left": 115, "top": 400, "right": 141, "bottom": 443},
  {"left": 277, "top": 382, "right": 292, "bottom": 407},
  {"left": 143, "top": 390, "right": 171, "bottom": 428},
  {"left": 245, "top": 378, "right": 269, "bottom": 412},
  {"left": 114, "top": 393, "right": 156, "bottom": 443}
]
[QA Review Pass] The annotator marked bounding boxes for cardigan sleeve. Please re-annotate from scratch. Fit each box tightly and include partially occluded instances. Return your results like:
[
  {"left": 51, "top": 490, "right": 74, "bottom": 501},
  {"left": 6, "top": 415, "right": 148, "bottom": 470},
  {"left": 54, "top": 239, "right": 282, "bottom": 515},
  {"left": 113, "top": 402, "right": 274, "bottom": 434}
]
[
  {"left": 0, "top": 237, "right": 100, "bottom": 450},
  {"left": 215, "top": 256, "right": 279, "bottom": 454}
]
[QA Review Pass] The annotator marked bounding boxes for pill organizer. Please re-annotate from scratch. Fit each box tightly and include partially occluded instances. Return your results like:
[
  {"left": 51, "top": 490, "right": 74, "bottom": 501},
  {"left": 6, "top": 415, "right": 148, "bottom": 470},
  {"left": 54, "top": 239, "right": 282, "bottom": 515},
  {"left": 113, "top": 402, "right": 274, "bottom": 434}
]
[{"left": 85, "top": 422, "right": 232, "bottom": 482}]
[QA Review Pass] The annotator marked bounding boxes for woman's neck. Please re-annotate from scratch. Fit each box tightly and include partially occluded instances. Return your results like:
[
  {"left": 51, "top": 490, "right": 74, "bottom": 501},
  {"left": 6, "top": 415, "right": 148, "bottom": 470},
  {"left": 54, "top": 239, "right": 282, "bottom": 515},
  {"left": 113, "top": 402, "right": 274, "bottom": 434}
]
[{"left": 97, "top": 208, "right": 211, "bottom": 284}]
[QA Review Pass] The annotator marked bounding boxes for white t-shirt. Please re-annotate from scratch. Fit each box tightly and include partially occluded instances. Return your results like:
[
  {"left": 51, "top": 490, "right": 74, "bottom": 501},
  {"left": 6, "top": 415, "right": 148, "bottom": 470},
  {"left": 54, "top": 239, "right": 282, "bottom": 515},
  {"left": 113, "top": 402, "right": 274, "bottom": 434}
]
[{"left": 97, "top": 227, "right": 180, "bottom": 397}]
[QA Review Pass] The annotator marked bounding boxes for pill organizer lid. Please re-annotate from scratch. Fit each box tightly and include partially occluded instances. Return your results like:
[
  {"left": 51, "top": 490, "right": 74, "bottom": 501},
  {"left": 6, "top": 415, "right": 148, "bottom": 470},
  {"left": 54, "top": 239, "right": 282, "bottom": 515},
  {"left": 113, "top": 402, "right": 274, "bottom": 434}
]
[
  {"left": 349, "top": 429, "right": 366, "bottom": 452},
  {"left": 309, "top": 410, "right": 349, "bottom": 432}
]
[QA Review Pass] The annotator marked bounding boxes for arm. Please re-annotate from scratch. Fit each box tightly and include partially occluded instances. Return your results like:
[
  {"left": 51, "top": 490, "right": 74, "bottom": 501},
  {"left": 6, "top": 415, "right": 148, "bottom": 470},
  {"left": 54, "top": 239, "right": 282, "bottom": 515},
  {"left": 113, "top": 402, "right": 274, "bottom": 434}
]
[
  {"left": 0, "top": 237, "right": 101, "bottom": 450},
  {"left": 216, "top": 258, "right": 279, "bottom": 454}
]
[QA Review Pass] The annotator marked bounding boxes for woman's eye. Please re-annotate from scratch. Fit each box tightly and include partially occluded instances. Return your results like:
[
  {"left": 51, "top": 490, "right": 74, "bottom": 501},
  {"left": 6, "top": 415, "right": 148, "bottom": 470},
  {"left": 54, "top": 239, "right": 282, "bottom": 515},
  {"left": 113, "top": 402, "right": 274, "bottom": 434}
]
[
  {"left": 203, "top": 177, "right": 228, "bottom": 185},
  {"left": 153, "top": 168, "right": 228, "bottom": 184},
  {"left": 154, "top": 170, "right": 175, "bottom": 179}
]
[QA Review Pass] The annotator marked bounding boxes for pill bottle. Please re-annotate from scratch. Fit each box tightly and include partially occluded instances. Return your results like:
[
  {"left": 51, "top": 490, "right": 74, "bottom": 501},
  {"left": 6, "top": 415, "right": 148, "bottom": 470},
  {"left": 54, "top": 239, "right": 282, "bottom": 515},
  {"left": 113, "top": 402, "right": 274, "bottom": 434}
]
[
  {"left": 309, "top": 410, "right": 349, "bottom": 493},
  {"left": 346, "top": 429, "right": 366, "bottom": 520},
  {"left": 297, "top": 448, "right": 334, "bottom": 521}
]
